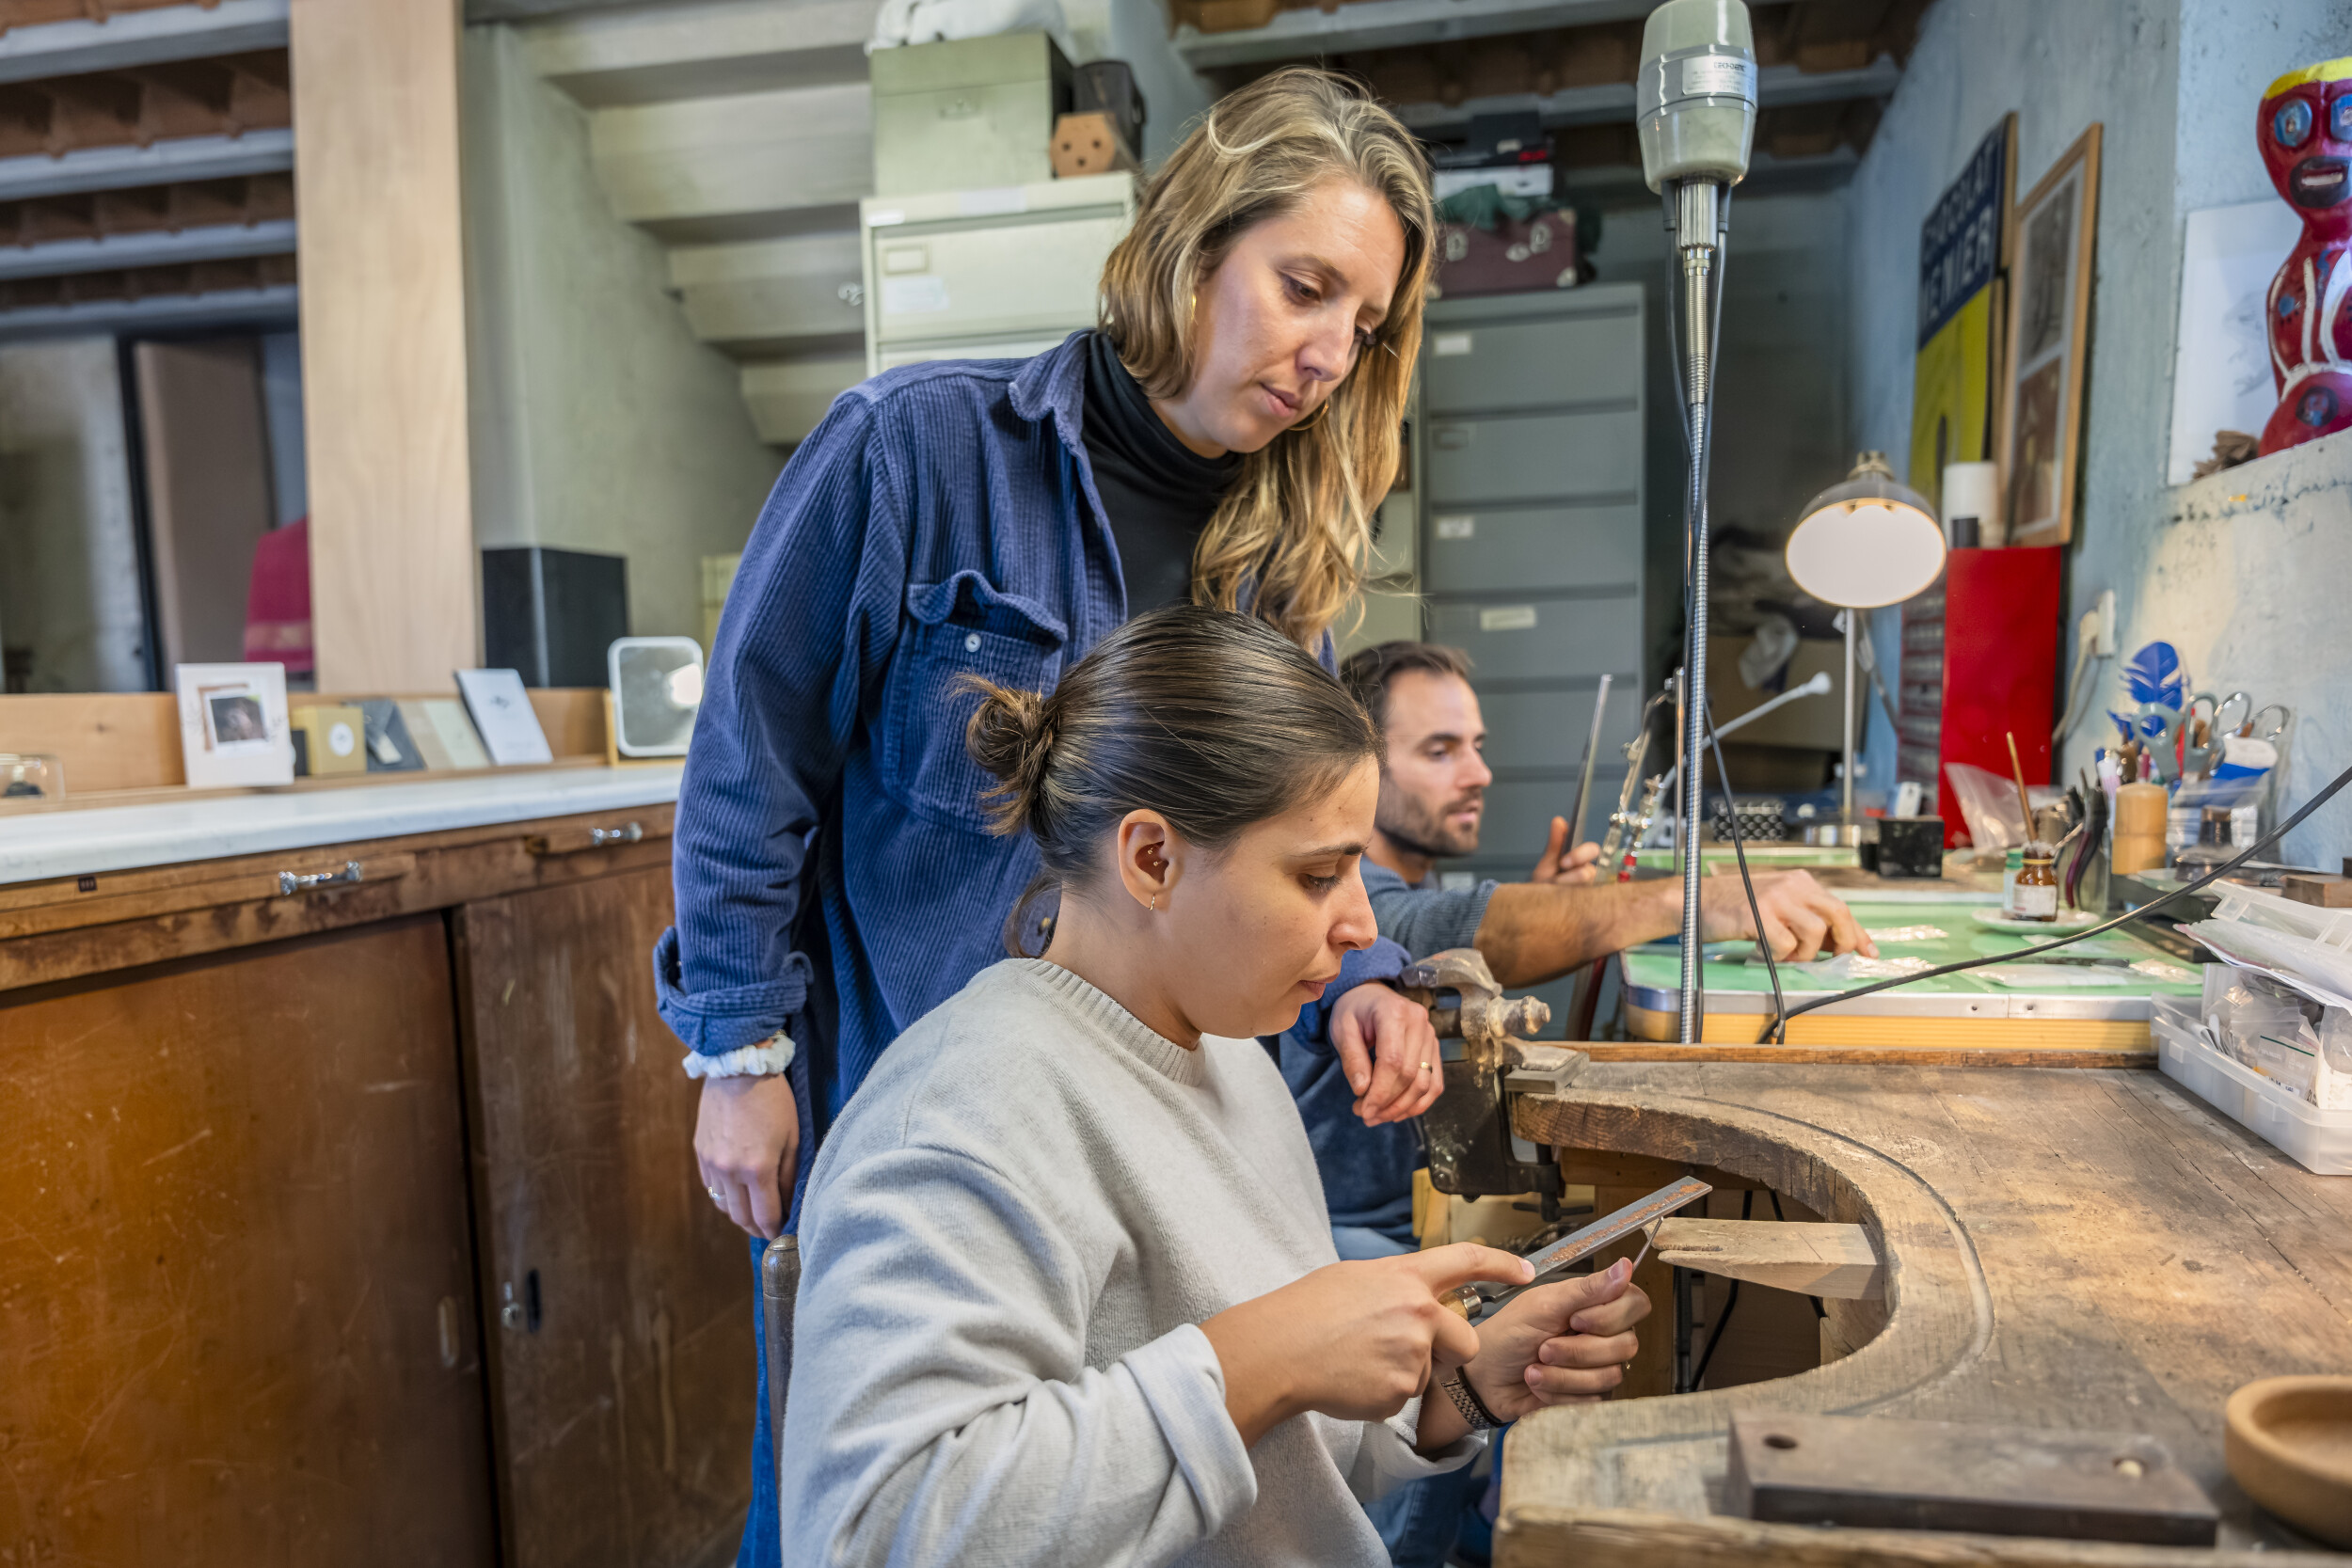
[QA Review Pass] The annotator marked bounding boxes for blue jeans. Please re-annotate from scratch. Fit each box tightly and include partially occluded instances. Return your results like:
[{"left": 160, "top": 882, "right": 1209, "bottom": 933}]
[
  {"left": 1330, "top": 1226, "right": 1486, "bottom": 1568},
  {"left": 739, "top": 1236, "right": 781, "bottom": 1568},
  {"left": 1334, "top": 1222, "right": 1417, "bottom": 1261}
]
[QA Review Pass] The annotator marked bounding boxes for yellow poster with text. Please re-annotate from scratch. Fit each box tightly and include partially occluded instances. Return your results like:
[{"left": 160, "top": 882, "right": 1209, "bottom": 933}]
[{"left": 1908, "top": 283, "right": 1994, "bottom": 518}]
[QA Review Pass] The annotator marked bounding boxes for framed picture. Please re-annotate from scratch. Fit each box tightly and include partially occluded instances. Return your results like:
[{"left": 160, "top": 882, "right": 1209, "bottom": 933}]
[
  {"left": 1910, "top": 114, "right": 2015, "bottom": 517},
  {"left": 2000, "top": 124, "right": 2102, "bottom": 546},
  {"left": 2164, "top": 198, "right": 2303, "bottom": 483},
  {"left": 174, "top": 662, "right": 294, "bottom": 788}
]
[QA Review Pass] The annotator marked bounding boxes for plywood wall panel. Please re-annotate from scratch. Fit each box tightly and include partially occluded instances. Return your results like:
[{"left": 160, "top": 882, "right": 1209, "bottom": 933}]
[{"left": 292, "top": 0, "right": 477, "bottom": 692}]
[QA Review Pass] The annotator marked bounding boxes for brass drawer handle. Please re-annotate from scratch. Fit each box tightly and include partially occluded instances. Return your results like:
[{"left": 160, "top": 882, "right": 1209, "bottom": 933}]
[{"left": 277, "top": 860, "right": 363, "bottom": 896}]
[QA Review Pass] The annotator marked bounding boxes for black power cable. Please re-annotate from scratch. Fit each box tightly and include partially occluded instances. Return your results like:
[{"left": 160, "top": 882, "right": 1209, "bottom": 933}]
[
  {"left": 1706, "top": 697, "right": 1788, "bottom": 1044},
  {"left": 1688, "top": 1190, "right": 1753, "bottom": 1391},
  {"left": 1754, "top": 755, "right": 2352, "bottom": 1044}
]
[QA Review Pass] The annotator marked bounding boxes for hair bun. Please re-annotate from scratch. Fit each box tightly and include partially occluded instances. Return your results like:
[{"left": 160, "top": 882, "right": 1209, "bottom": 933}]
[{"left": 962, "top": 678, "right": 1055, "bottom": 835}]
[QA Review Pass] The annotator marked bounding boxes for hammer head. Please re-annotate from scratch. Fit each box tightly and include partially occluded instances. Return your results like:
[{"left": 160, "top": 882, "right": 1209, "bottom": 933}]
[
  {"left": 1399, "top": 948, "right": 1502, "bottom": 1003},
  {"left": 1401, "top": 947, "right": 1551, "bottom": 1074}
]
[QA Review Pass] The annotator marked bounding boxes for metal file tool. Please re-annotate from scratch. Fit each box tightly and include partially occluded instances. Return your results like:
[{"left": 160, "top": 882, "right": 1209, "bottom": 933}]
[
  {"left": 1441, "top": 1174, "right": 1712, "bottom": 1322},
  {"left": 1565, "top": 673, "right": 1613, "bottom": 850}
]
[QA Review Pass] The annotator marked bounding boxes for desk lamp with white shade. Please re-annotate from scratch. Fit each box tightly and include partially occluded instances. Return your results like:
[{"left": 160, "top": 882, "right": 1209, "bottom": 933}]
[{"left": 1783, "top": 452, "right": 1947, "bottom": 834}]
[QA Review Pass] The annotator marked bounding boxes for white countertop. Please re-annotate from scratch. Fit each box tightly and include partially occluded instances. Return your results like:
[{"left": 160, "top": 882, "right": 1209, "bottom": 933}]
[{"left": 0, "top": 765, "right": 683, "bottom": 885}]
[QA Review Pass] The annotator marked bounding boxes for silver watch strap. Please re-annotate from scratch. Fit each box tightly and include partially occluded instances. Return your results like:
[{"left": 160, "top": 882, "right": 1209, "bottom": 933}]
[{"left": 1440, "top": 1370, "right": 1499, "bottom": 1432}]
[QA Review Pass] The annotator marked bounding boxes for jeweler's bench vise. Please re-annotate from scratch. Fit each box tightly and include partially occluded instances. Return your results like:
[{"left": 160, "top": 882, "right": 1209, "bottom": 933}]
[{"left": 1398, "top": 948, "right": 1587, "bottom": 1220}]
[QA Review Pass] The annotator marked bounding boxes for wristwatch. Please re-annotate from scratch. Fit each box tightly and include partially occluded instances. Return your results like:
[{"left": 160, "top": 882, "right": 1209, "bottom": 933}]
[{"left": 1439, "top": 1369, "right": 1502, "bottom": 1432}]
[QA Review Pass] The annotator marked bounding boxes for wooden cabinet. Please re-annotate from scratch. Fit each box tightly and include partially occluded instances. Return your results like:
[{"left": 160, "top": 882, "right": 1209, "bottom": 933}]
[
  {"left": 0, "top": 804, "right": 751, "bottom": 1567},
  {"left": 456, "top": 871, "right": 753, "bottom": 1568},
  {"left": 0, "top": 916, "right": 498, "bottom": 1565}
]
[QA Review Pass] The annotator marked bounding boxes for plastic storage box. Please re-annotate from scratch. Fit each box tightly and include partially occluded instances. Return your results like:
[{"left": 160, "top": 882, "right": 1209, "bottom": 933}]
[{"left": 2152, "top": 995, "right": 2352, "bottom": 1175}]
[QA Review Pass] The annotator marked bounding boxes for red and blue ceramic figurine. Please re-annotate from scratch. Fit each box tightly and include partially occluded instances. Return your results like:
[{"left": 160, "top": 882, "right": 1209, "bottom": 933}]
[{"left": 2260, "top": 56, "right": 2352, "bottom": 455}]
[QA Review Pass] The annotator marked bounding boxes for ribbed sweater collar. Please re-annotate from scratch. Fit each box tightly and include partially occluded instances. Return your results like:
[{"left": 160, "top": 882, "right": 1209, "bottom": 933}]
[{"left": 1014, "top": 958, "right": 1208, "bottom": 1089}]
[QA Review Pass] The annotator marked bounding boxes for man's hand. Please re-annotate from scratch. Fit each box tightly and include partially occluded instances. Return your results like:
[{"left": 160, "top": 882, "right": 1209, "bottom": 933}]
[
  {"left": 1699, "top": 869, "right": 1876, "bottom": 962},
  {"left": 695, "top": 1073, "right": 800, "bottom": 1239},
  {"left": 1329, "top": 982, "right": 1444, "bottom": 1128},
  {"left": 1460, "top": 1257, "right": 1649, "bottom": 1420},
  {"left": 1529, "top": 816, "right": 1604, "bottom": 885}
]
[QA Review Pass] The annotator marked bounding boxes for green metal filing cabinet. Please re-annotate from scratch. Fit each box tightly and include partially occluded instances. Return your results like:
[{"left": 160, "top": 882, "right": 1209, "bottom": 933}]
[
  {"left": 1417, "top": 282, "right": 1647, "bottom": 921},
  {"left": 869, "top": 32, "right": 1073, "bottom": 198}
]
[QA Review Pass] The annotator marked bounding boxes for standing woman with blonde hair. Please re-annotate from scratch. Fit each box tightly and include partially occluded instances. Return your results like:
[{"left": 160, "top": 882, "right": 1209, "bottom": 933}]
[{"left": 660, "top": 68, "right": 1443, "bottom": 1567}]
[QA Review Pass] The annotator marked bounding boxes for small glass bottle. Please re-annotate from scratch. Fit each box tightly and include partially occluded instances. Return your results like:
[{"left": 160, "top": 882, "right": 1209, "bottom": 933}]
[{"left": 2013, "top": 841, "right": 2058, "bottom": 921}]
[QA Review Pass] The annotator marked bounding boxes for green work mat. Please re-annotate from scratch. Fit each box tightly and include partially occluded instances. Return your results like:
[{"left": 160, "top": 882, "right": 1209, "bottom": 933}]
[{"left": 1619, "top": 898, "right": 2202, "bottom": 1005}]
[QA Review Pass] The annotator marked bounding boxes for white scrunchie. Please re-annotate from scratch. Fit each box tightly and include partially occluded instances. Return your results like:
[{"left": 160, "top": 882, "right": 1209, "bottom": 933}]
[{"left": 681, "top": 1030, "right": 796, "bottom": 1080}]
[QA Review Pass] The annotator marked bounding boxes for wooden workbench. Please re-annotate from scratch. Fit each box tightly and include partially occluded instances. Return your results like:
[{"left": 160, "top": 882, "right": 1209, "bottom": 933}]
[{"left": 1498, "top": 1057, "right": 2352, "bottom": 1565}]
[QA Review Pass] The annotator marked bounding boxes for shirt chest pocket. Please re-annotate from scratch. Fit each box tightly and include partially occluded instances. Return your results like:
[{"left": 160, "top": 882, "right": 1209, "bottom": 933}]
[{"left": 881, "top": 572, "right": 1068, "bottom": 830}]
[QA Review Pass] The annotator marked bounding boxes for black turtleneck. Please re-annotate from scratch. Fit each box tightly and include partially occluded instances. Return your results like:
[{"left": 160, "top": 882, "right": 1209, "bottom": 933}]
[{"left": 1081, "top": 330, "right": 1244, "bottom": 613}]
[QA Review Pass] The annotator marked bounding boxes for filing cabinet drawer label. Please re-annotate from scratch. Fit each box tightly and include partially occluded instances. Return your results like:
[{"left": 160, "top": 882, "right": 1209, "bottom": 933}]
[
  {"left": 1433, "top": 332, "right": 1473, "bottom": 356},
  {"left": 1479, "top": 605, "right": 1538, "bottom": 632},
  {"left": 957, "top": 187, "right": 1028, "bottom": 217},
  {"left": 1435, "top": 515, "right": 1476, "bottom": 540},
  {"left": 882, "top": 275, "right": 951, "bottom": 314},
  {"left": 882, "top": 245, "right": 930, "bottom": 274}
]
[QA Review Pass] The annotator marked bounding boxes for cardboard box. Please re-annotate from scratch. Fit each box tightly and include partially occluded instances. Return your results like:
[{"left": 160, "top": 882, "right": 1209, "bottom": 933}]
[
  {"left": 1051, "top": 111, "right": 1137, "bottom": 179},
  {"left": 291, "top": 704, "right": 367, "bottom": 777}
]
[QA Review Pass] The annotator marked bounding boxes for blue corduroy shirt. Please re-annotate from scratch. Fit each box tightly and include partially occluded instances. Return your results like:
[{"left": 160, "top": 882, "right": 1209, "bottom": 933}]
[{"left": 656, "top": 330, "right": 1403, "bottom": 1225}]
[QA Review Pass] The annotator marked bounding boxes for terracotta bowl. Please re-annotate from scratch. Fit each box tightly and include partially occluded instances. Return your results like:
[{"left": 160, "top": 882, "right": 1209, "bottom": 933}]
[{"left": 2225, "top": 1375, "right": 2352, "bottom": 1547}]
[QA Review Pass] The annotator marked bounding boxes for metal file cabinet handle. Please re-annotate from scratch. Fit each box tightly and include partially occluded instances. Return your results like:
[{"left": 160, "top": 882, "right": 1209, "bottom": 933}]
[
  {"left": 528, "top": 821, "right": 653, "bottom": 856},
  {"left": 277, "top": 860, "right": 363, "bottom": 896}
]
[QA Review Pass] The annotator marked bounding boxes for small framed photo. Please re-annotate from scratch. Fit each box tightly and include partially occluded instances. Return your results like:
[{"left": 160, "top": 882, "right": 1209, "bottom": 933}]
[
  {"left": 1999, "top": 123, "right": 2103, "bottom": 546},
  {"left": 175, "top": 663, "right": 294, "bottom": 788}
]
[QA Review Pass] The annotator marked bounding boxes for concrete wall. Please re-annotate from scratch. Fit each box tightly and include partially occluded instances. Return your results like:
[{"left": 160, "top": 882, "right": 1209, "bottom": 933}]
[
  {"left": 0, "top": 339, "right": 149, "bottom": 693},
  {"left": 1840, "top": 0, "right": 2351, "bottom": 866},
  {"left": 463, "top": 22, "right": 785, "bottom": 646}
]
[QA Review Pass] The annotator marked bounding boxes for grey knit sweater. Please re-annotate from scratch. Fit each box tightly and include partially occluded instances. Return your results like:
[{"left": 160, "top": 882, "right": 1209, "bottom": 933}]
[{"left": 777, "top": 958, "right": 1483, "bottom": 1566}]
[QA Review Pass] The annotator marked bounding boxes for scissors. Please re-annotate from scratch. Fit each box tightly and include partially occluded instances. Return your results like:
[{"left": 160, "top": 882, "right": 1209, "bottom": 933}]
[
  {"left": 2134, "top": 702, "right": 2186, "bottom": 783},
  {"left": 2240, "top": 702, "right": 2290, "bottom": 746}
]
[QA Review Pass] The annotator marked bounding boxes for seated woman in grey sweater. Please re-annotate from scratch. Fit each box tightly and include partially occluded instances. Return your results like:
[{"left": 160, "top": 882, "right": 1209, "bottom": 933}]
[{"left": 779, "top": 606, "right": 1648, "bottom": 1566}]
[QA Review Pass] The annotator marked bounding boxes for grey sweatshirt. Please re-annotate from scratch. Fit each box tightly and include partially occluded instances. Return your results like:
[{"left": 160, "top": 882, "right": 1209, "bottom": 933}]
[{"left": 779, "top": 958, "right": 1483, "bottom": 1567}]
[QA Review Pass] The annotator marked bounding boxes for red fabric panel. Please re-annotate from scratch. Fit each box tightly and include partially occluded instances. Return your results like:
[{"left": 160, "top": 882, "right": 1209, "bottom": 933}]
[
  {"left": 1935, "top": 546, "right": 2062, "bottom": 847},
  {"left": 243, "top": 516, "right": 312, "bottom": 673}
]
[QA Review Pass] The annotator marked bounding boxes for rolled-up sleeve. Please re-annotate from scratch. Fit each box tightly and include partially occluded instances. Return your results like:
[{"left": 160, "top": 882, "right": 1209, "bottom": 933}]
[
  {"left": 658, "top": 392, "right": 911, "bottom": 1056},
  {"left": 1364, "top": 870, "right": 1499, "bottom": 960}
]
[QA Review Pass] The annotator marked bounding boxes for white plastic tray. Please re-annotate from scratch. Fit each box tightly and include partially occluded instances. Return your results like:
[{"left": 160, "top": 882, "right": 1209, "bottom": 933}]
[
  {"left": 2205, "top": 880, "right": 2352, "bottom": 953},
  {"left": 2152, "top": 995, "right": 2352, "bottom": 1175}
]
